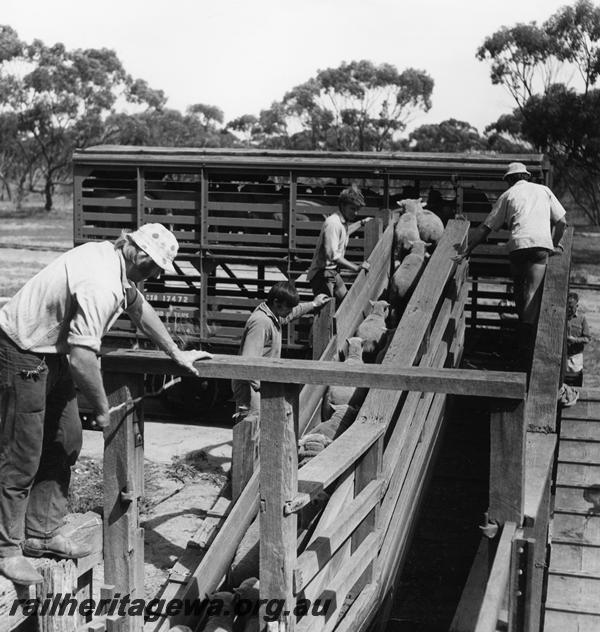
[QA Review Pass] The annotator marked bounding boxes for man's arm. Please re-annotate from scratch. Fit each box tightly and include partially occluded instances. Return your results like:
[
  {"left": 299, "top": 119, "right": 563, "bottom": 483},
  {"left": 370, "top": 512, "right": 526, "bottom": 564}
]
[
  {"left": 452, "top": 225, "right": 491, "bottom": 262},
  {"left": 126, "top": 293, "right": 211, "bottom": 376},
  {"left": 324, "top": 220, "right": 369, "bottom": 273},
  {"left": 280, "top": 294, "right": 332, "bottom": 325},
  {"left": 581, "top": 316, "right": 591, "bottom": 345},
  {"left": 347, "top": 217, "right": 372, "bottom": 236},
  {"left": 551, "top": 217, "right": 567, "bottom": 253},
  {"left": 69, "top": 345, "right": 110, "bottom": 428}
]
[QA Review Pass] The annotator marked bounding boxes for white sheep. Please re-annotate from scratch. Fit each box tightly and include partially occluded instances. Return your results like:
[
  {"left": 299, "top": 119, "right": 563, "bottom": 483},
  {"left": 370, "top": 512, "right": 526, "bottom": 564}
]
[
  {"left": 322, "top": 337, "right": 365, "bottom": 420},
  {"left": 357, "top": 300, "right": 390, "bottom": 358},
  {"left": 394, "top": 205, "right": 420, "bottom": 260},
  {"left": 417, "top": 208, "right": 444, "bottom": 243},
  {"left": 234, "top": 577, "right": 260, "bottom": 632},
  {"left": 389, "top": 240, "right": 428, "bottom": 306},
  {"left": 200, "top": 591, "right": 236, "bottom": 632}
]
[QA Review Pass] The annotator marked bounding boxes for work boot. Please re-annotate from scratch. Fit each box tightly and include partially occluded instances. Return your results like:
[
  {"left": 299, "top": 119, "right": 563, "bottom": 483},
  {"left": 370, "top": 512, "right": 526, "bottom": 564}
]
[
  {"left": 0, "top": 555, "right": 44, "bottom": 585},
  {"left": 22, "top": 534, "right": 92, "bottom": 559}
]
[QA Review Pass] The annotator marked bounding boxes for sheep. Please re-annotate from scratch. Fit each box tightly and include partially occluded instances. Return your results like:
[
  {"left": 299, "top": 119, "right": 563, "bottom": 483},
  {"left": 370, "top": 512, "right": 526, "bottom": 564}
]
[
  {"left": 234, "top": 577, "right": 260, "bottom": 632},
  {"left": 322, "top": 337, "right": 366, "bottom": 420},
  {"left": 389, "top": 240, "right": 428, "bottom": 304},
  {"left": 356, "top": 300, "right": 390, "bottom": 359},
  {"left": 394, "top": 206, "right": 420, "bottom": 260},
  {"left": 200, "top": 591, "right": 236, "bottom": 632},
  {"left": 299, "top": 404, "right": 358, "bottom": 466},
  {"left": 417, "top": 208, "right": 444, "bottom": 243}
]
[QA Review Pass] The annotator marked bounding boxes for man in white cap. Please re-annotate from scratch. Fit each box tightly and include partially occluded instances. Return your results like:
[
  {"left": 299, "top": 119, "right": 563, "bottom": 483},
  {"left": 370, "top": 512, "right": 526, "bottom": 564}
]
[
  {"left": 453, "top": 162, "right": 567, "bottom": 370},
  {"left": 0, "top": 224, "right": 211, "bottom": 585}
]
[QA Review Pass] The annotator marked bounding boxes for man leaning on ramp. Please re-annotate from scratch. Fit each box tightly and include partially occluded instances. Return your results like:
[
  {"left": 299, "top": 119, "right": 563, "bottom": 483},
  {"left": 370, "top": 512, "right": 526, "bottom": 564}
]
[{"left": 0, "top": 224, "right": 212, "bottom": 586}]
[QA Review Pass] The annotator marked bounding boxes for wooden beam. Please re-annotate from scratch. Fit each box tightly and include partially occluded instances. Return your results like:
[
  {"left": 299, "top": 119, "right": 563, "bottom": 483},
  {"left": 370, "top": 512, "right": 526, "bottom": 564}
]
[
  {"left": 167, "top": 472, "right": 259, "bottom": 629},
  {"left": 474, "top": 522, "right": 517, "bottom": 632},
  {"left": 259, "top": 383, "right": 297, "bottom": 631},
  {"left": 294, "top": 479, "right": 384, "bottom": 593},
  {"left": 489, "top": 399, "right": 526, "bottom": 525},
  {"left": 232, "top": 416, "right": 258, "bottom": 502},
  {"left": 526, "top": 228, "right": 573, "bottom": 432},
  {"left": 103, "top": 374, "right": 145, "bottom": 632},
  {"left": 312, "top": 299, "right": 335, "bottom": 361},
  {"left": 102, "top": 351, "right": 526, "bottom": 399}
]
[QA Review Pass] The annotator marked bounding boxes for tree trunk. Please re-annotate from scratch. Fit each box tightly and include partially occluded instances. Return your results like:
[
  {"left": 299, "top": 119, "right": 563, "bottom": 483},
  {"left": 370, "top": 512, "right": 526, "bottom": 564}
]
[{"left": 44, "top": 176, "right": 53, "bottom": 211}]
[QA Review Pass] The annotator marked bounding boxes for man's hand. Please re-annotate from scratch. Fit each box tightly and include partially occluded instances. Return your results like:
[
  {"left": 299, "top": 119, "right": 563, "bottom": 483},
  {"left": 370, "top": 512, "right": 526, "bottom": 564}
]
[
  {"left": 360, "top": 261, "right": 370, "bottom": 272},
  {"left": 567, "top": 335, "right": 576, "bottom": 343},
  {"left": 93, "top": 411, "right": 111, "bottom": 429},
  {"left": 451, "top": 252, "right": 468, "bottom": 263},
  {"left": 172, "top": 349, "right": 213, "bottom": 377},
  {"left": 312, "top": 294, "right": 332, "bottom": 309},
  {"left": 551, "top": 245, "right": 564, "bottom": 256}
]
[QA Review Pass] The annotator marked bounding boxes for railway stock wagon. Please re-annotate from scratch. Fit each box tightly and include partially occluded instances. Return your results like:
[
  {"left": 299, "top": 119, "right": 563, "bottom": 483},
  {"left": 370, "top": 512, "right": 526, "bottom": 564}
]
[{"left": 72, "top": 147, "right": 551, "bottom": 355}]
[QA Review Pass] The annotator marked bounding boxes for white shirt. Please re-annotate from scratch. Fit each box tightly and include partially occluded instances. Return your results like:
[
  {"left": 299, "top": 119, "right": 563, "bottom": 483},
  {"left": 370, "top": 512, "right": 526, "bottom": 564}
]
[
  {"left": 0, "top": 241, "right": 136, "bottom": 354},
  {"left": 306, "top": 211, "right": 349, "bottom": 281},
  {"left": 483, "top": 180, "right": 566, "bottom": 252}
]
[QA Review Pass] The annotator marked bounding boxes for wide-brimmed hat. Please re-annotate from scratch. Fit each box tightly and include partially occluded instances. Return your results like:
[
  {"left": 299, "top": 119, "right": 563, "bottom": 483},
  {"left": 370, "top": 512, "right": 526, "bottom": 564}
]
[
  {"left": 129, "top": 223, "right": 178, "bottom": 273},
  {"left": 503, "top": 162, "right": 531, "bottom": 180}
]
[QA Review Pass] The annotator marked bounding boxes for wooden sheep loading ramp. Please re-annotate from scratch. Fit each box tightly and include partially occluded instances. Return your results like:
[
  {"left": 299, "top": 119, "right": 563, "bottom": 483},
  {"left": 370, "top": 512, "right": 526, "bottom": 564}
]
[
  {"left": 544, "top": 387, "right": 600, "bottom": 632},
  {"left": 97, "top": 218, "right": 530, "bottom": 632}
]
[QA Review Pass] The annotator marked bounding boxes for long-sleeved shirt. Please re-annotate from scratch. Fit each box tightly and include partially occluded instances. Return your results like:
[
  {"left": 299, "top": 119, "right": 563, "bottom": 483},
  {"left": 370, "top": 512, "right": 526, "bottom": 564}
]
[
  {"left": 306, "top": 212, "right": 349, "bottom": 281},
  {"left": 567, "top": 310, "right": 591, "bottom": 357},
  {"left": 231, "top": 301, "right": 314, "bottom": 394},
  {"left": 0, "top": 241, "right": 137, "bottom": 354},
  {"left": 483, "top": 180, "right": 566, "bottom": 252}
]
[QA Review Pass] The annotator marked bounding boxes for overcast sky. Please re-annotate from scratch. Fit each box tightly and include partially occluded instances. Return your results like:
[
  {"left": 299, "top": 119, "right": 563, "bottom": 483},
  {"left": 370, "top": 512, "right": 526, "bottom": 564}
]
[{"left": 3, "top": 0, "right": 578, "bottom": 134}]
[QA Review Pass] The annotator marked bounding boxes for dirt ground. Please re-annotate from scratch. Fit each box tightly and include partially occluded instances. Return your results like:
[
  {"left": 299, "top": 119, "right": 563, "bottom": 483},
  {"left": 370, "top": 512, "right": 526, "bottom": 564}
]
[{"left": 1, "top": 200, "right": 599, "bottom": 605}]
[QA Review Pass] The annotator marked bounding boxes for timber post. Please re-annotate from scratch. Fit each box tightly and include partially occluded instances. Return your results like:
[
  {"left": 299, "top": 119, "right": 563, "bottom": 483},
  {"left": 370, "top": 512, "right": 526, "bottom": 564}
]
[
  {"left": 259, "top": 382, "right": 298, "bottom": 631},
  {"left": 103, "top": 373, "right": 145, "bottom": 632}
]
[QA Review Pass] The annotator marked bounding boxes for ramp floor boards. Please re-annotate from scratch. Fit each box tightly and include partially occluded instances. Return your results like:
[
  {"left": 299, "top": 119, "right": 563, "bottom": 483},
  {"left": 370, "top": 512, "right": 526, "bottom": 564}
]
[{"left": 545, "top": 389, "right": 600, "bottom": 630}]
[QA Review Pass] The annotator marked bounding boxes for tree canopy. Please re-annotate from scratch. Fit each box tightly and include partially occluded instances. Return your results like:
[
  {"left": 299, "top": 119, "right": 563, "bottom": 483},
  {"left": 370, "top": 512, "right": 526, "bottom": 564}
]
[
  {"left": 478, "top": 0, "right": 600, "bottom": 224},
  {"left": 0, "top": 25, "right": 168, "bottom": 209}
]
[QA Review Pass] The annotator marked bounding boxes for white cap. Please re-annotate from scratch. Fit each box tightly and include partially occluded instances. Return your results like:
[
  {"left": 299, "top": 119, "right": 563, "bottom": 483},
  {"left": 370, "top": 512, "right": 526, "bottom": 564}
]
[
  {"left": 129, "top": 223, "right": 178, "bottom": 273},
  {"left": 503, "top": 162, "right": 531, "bottom": 180}
]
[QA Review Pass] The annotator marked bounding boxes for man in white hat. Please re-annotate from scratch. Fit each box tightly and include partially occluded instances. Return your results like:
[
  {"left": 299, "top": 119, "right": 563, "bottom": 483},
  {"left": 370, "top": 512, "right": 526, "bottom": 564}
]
[
  {"left": 453, "top": 162, "right": 567, "bottom": 369},
  {"left": 0, "top": 224, "right": 211, "bottom": 585}
]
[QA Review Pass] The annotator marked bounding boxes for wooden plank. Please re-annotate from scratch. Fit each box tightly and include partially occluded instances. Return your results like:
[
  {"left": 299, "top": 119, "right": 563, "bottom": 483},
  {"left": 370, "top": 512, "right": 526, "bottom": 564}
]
[
  {"left": 232, "top": 416, "right": 258, "bottom": 502},
  {"left": 102, "top": 349, "right": 526, "bottom": 398},
  {"left": 561, "top": 419, "right": 600, "bottom": 443},
  {"left": 489, "top": 399, "right": 526, "bottom": 525},
  {"left": 312, "top": 299, "right": 335, "bottom": 360},
  {"left": 331, "top": 581, "right": 380, "bottom": 632},
  {"left": 525, "top": 228, "right": 573, "bottom": 432},
  {"left": 552, "top": 513, "right": 600, "bottom": 546},
  {"left": 554, "top": 485, "right": 600, "bottom": 515},
  {"left": 259, "top": 383, "right": 297, "bottom": 631},
  {"left": 550, "top": 542, "right": 600, "bottom": 574},
  {"left": 166, "top": 472, "right": 259, "bottom": 628},
  {"left": 103, "top": 374, "right": 145, "bottom": 632},
  {"left": 561, "top": 400, "right": 600, "bottom": 421},
  {"left": 523, "top": 433, "right": 556, "bottom": 523},
  {"left": 294, "top": 479, "right": 384, "bottom": 593},
  {"left": 544, "top": 609, "right": 600, "bottom": 632},
  {"left": 546, "top": 572, "right": 600, "bottom": 614},
  {"left": 363, "top": 216, "right": 383, "bottom": 259},
  {"left": 474, "top": 522, "right": 517, "bottom": 632},
  {"left": 556, "top": 463, "right": 600, "bottom": 488},
  {"left": 295, "top": 532, "right": 379, "bottom": 632},
  {"left": 558, "top": 440, "right": 600, "bottom": 464}
]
